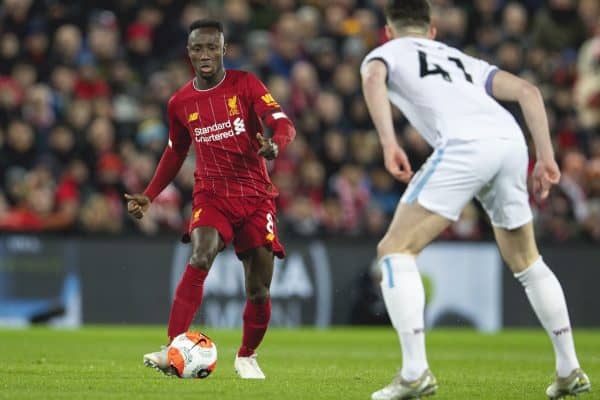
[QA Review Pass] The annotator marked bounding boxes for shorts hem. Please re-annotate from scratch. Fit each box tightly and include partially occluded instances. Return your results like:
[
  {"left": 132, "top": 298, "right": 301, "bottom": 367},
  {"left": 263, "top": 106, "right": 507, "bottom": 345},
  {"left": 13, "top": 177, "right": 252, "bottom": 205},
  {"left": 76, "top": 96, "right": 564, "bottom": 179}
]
[
  {"left": 188, "top": 221, "right": 232, "bottom": 247},
  {"left": 416, "top": 197, "right": 460, "bottom": 221},
  {"left": 235, "top": 244, "right": 286, "bottom": 259},
  {"left": 489, "top": 214, "right": 533, "bottom": 230}
]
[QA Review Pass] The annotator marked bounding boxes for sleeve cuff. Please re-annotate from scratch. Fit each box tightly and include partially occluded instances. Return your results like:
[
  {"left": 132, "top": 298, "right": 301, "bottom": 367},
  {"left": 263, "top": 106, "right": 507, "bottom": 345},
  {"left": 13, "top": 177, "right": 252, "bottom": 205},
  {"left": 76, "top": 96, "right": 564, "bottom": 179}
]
[
  {"left": 364, "top": 57, "right": 390, "bottom": 84},
  {"left": 485, "top": 67, "right": 499, "bottom": 96}
]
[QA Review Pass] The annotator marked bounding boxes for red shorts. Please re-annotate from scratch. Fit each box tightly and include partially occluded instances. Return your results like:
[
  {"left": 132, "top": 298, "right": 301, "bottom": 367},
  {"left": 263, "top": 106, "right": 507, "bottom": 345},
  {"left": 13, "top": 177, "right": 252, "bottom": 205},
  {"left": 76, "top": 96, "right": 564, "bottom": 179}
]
[{"left": 188, "top": 192, "right": 285, "bottom": 259}]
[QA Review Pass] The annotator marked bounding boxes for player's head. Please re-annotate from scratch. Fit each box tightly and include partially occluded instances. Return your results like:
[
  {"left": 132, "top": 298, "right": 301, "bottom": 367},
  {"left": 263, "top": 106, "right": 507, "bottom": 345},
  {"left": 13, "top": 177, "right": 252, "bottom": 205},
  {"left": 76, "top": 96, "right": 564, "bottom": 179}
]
[
  {"left": 187, "top": 19, "right": 226, "bottom": 80},
  {"left": 384, "top": 0, "right": 436, "bottom": 40}
]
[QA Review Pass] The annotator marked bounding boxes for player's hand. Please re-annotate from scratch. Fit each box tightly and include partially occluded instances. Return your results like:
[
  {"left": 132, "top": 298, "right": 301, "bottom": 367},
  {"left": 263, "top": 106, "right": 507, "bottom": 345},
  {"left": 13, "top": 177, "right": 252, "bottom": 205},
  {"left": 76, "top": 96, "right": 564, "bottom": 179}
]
[
  {"left": 383, "top": 144, "right": 413, "bottom": 183},
  {"left": 124, "top": 193, "right": 151, "bottom": 219},
  {"left": 532, "top": 158, "right": 561, "bottom": 200},
  {"left": 257, "top": 133, "right": 279, "bottom": 160}
]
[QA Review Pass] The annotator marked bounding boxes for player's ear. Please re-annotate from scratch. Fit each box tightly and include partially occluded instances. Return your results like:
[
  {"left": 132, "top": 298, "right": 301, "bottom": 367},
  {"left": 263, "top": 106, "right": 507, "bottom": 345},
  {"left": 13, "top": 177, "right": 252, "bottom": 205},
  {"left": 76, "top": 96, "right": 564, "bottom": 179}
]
[
  {"left": 223, "top": 44, "right": 227, "bottom": 56},
  {"left": 428, "top": 25, "right": 437, "bottom": 40},
  {"left": 384, "top": 24, "right": 393, "bottom": 41}
]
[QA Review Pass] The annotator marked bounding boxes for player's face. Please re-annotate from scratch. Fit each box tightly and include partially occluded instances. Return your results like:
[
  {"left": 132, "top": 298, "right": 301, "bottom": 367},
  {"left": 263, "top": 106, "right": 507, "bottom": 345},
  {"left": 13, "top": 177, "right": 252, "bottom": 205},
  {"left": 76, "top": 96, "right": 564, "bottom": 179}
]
[{"left": 187, "top": 28, "right": 225, "bottom": 79}]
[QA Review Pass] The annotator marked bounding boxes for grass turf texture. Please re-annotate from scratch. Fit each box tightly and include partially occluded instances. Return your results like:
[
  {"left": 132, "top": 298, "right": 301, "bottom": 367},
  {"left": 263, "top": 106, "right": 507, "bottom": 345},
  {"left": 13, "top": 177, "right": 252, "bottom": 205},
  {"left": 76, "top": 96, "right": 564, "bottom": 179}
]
[{"left": 0, "top": 327, "right": 598, "bottom": 400}]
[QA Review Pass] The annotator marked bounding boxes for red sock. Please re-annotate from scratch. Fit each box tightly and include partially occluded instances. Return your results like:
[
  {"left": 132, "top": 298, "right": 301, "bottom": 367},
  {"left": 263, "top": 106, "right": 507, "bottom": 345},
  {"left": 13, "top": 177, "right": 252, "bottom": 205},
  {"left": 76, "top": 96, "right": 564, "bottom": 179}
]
[
  {"left": 238, "top": 298, "right": 271, "bottom": 357},
  {"left": 167, "top": 265, "right": 208, "bottom": 342}
]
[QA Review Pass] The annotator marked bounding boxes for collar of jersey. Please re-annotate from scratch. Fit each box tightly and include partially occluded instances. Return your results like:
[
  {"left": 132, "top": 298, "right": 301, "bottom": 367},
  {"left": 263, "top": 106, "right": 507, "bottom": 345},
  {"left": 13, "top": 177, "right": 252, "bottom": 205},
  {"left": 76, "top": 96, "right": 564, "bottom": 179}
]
[{"left": 192, "top": 71, "right": 227, "bottom": 92}]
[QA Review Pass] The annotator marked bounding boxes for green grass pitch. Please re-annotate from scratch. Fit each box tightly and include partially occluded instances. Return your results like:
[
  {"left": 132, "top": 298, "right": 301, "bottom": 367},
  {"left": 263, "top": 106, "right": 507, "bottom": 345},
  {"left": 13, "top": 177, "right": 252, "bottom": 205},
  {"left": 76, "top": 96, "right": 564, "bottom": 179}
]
[{"left": 1, "top": 327, "right": 598, "bottom": 399}]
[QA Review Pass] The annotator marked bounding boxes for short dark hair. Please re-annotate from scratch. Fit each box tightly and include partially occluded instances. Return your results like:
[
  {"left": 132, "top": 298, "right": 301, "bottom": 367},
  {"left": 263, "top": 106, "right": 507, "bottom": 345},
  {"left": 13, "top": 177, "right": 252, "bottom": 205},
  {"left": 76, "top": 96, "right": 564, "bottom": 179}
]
[
  {"left": 189, "top": 19, "right": 223, "bottom": 34},
  {"left": 385, "top": 0, "right": 431, "bottom": 28}
]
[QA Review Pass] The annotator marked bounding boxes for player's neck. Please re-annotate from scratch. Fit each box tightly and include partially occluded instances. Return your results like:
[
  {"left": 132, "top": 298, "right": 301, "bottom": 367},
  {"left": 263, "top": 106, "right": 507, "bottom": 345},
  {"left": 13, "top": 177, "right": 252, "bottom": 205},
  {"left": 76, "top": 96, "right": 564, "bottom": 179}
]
[
  {"left": 395, "top": 30, "right": 428, "bottom": 39},
  {"left": 390, "top": 24, "right": 430, "bottom": 40},
  {"left": 194, "top": 70, "right": 226, "bottom": 90}
]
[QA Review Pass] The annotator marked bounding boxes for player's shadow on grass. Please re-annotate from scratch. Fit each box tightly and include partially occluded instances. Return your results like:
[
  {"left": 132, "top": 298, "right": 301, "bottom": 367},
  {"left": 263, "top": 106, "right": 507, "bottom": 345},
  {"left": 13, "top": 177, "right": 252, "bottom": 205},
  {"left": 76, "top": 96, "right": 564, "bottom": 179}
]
[{"left": 433, "top": 311, "right": 475, "bottom": 328}]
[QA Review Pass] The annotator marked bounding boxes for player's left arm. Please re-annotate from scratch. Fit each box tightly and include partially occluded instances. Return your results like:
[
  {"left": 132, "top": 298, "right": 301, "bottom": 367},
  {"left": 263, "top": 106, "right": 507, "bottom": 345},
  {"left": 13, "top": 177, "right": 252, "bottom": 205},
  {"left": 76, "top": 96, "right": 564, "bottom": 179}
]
[
  {"left": 247, "top": 73, "right": 296, "bottom": 160},
  {"left": 489, "top": 70, "right": 560, "bottom": 200},
  {"left": 361, "top": 60, "right": 413, "bottom": 182}
]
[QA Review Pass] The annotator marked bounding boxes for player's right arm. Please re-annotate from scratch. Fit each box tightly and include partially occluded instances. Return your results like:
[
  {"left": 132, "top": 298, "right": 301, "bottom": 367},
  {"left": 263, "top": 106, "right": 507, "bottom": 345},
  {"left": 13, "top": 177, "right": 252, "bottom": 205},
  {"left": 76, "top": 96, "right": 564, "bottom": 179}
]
[
  {"left": 246, "top": 73, "right": 296, "bottom": 159},
  {"left": 490, "top": 70, "right": 560, "bottom": 200},
  {"left": 125, "top": 96, "right": 191, "bottom": 219},
  {"left": 361, "top": 59, "right": 413, "bottom": 182}
]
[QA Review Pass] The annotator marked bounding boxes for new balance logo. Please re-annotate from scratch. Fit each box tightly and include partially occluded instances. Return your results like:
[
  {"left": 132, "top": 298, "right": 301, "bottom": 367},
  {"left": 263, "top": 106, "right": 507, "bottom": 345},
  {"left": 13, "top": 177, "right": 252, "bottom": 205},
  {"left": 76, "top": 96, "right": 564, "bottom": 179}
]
[{"left": 552, "top": 326, "right": 571, "bottom": 336}]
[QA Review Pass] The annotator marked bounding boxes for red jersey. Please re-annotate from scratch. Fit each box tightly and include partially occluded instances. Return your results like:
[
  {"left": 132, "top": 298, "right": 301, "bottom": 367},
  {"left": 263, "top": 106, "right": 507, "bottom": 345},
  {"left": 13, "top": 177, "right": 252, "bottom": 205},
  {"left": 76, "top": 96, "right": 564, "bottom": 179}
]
[{"left": 167, "top": 70, "right": 284, "bottom": 198}]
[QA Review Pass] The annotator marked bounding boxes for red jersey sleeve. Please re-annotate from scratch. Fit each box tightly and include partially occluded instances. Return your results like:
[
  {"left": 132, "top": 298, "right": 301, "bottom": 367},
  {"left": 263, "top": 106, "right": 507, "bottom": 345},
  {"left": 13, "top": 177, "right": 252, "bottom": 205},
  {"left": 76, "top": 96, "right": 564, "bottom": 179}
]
[
  {"left": 166, "top": 96, "right": 192, "bottom": 154},
  {"left": 246, "top": 73, "right": 282, "bottom": 118},
  {"left": 143, "top": 96, "right": 190, "bottom": 201},
  {"left": 246, "top": 73, "right": 296, "bottom": 152}
]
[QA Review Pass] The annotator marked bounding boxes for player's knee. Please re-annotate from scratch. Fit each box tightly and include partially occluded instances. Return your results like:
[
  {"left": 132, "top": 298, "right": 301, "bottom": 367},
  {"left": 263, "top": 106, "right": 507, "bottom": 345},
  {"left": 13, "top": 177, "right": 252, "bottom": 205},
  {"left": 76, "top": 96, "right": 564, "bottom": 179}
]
[
  {"left": 376, "top": 240, "right": 389, "bottom": 259},
  {"left": 503, "top": 252, "right": 539, "bottom": 273},
  {"left": 246, "top": 284, "right": 270, "bottom": 304},
  {"left": 377, "top": 236, "right": 410, "bottom": 259},
  {"left": 188, "top": 251, "right": 214, "bottom": 271}
]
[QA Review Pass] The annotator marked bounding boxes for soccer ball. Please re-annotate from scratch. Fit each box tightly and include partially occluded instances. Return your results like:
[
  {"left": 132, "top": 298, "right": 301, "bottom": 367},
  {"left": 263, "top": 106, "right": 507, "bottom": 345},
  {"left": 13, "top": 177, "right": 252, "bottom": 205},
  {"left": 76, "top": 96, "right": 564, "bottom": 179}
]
[{"left": 167, "top": 331, "right": 218, "bottom": 378}]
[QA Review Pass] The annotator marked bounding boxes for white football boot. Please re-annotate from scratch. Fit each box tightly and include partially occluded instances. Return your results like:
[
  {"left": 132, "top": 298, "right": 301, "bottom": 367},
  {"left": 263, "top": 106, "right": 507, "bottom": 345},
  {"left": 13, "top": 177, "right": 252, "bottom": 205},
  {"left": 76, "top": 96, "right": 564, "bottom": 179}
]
[
  {"left": 234, "top": 354, "right": 266, "bottom": 379},
  {"left": 143, "top": 346, "right": 173, "bottom": 376},
  {"left": 371, "top": 369, "right": 438, "bottom": 400},
  {"left": 546, "top": 368, "right": 591, "bottom": 399}
]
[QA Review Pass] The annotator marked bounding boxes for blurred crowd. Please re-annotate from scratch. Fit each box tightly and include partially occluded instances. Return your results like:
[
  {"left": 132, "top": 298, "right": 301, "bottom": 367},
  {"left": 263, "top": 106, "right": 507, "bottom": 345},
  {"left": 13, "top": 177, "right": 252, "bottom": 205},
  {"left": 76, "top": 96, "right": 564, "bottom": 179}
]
[{"left": 0, "top": 0, "right": 599, "bottom": 242}]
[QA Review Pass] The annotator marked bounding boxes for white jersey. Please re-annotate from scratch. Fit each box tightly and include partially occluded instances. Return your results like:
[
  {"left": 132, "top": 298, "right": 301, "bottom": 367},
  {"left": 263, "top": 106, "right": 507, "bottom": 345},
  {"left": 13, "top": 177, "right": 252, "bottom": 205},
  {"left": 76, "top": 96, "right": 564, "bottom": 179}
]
[{"left": 361, "top": 37, "right": 524, "bottom": 148}]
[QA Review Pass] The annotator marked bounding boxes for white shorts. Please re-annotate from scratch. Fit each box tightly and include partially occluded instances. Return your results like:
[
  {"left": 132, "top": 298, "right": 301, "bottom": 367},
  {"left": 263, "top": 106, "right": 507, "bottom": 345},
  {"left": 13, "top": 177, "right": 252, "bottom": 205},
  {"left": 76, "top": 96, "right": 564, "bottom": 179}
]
[{"left": 400, "top": 138, "right": 533, "bottom": 229}]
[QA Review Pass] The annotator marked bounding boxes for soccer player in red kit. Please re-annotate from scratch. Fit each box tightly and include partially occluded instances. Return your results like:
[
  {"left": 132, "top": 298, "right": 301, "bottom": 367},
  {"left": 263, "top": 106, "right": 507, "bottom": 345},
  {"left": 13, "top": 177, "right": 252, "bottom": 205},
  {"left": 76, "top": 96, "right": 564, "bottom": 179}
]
[{"left": 124, "top": 20, "right": 295, "bottom": 379}]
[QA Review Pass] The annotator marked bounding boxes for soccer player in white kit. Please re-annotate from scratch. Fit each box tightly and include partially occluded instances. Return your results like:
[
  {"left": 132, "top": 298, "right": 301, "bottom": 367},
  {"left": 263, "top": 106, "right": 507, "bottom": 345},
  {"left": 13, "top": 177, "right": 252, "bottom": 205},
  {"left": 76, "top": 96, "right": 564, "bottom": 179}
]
[{"left": 360, "top": 1, "right": 591, "bottom": 399}]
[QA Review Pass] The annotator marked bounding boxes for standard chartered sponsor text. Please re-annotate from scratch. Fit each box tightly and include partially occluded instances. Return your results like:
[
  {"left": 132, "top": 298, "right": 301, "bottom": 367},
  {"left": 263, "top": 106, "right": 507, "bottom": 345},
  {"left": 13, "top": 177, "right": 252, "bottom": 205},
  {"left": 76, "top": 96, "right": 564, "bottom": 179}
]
[
  {"left": 194, "top": 118, "right": 246, "bottom": 142},
  {"left": 197, "top": 130, "right": 236, "bottom": 142}
]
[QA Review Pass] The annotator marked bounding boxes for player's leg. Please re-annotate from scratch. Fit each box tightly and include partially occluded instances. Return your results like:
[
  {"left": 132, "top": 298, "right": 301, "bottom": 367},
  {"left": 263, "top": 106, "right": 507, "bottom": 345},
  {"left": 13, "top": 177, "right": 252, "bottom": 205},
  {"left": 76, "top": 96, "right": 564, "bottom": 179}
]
[
  {"left": 166, "top": 226, "right": 222, "bottom": 341},
  {"left": 239, "top": 246, "right": 273, "bottom": 355},
  {"left": 494, "top": 223, "right": 577, "bottom": 368},
  {"left": 144, "top": 198, "right": 233, "bottom": 375},
  {"left": 478, "top": 137, "right": 590, "bottom": 397},
  {"left": 231, "top": 198, "right": 284, "bottom": 379},
  {"left": 378, "top": 201, "right": 451, "bottom": 257},
  {"left": 493, "top": 224, "right": 590, "bottom": 398},
  {"left": 371, "top": 202, "right": 448, "bottom": 400},
  {"left": 165, "top": 200, "right": 234, "bottom": 343},
  {"left": 233, "top": 246, "right": 273, "bottom": 379},
  {"left": 373, "top": 141, "right": 493, "bottom": 399},
  {"left": 143, "top": 226, "right": 223, "bottom": 374}
]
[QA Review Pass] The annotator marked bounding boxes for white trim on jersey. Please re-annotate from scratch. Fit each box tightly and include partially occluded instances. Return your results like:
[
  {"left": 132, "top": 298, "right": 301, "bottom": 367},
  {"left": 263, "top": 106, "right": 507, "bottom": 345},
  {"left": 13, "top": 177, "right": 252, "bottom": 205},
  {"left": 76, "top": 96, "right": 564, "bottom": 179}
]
[{"left": 192, "top": 72, "right": 228, "bottom": 92}]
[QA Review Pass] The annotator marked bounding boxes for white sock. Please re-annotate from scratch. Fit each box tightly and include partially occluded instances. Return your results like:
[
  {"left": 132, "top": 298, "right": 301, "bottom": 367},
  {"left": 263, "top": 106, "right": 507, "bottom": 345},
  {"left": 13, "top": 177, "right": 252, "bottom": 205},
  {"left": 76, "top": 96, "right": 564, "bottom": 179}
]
[
  {"left": 515, "top": 257, "right": 580, "bottom": 377},
  {"left": 379, "top": 253, "right": 428, "bottom": 381}
]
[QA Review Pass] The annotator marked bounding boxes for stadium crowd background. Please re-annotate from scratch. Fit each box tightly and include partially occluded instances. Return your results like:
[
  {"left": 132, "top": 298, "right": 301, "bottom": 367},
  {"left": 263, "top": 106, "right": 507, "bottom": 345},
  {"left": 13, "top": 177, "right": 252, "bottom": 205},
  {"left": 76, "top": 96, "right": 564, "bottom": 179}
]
[{"left": 0, "top": 0, "right": 598, "bottom": 243}]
